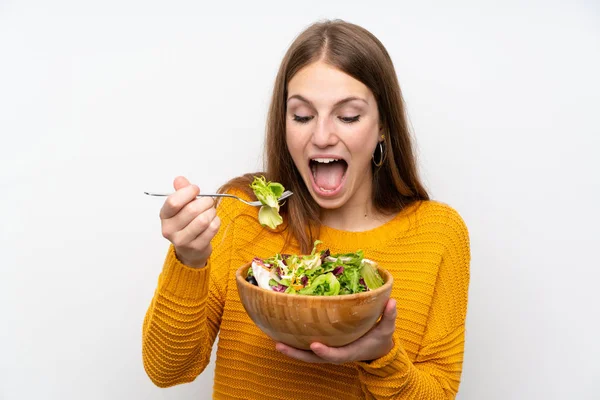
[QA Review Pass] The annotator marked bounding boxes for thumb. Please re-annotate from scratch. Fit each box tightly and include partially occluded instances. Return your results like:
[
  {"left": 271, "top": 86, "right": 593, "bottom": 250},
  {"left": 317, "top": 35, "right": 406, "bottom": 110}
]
[
  {"left": 382, "top": 298, "right": 397, "bottom": 323},
  {"left": 173, "top": 176, "right": 191, "bottom": 191}
]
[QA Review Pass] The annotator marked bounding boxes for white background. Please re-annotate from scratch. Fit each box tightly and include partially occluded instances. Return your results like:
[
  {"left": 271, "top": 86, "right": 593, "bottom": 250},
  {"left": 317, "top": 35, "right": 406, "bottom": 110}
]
[{"left": 1, "top": 1, "right": 599, "bottom": 399}]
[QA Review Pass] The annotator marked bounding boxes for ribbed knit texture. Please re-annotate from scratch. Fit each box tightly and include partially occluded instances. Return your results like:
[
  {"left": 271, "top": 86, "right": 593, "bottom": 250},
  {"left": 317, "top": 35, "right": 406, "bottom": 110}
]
[{"left": 142, "top": 192, "right": 470, "bottom": 399}]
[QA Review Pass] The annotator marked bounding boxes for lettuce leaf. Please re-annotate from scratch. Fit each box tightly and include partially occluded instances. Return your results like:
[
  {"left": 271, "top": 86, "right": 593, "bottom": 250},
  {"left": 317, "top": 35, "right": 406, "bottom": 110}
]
[
  {"left": 298, "top": 272, "right": 340, "bottom": 296},
  {"left": 258, "top": 206, "right": 283, "bottom": 229},
  {"left": 338, "top": 265, "right": 361, "bottom": 294},
  {"left": 251, "top": 176, "right": 285, "bottom": 229},
  {"left": 360, "top": 259, "right": 384, "bottom": 290},
  {"left": 251, "top": 176, "right": 281, "bottom": 209}
]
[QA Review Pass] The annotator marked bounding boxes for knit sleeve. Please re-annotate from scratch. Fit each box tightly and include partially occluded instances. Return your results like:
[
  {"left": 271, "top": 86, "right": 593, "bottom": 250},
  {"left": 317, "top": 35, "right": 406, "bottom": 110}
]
[
  {"left": 355, "top": 206, "right": 470, "bottom": 399},
  {"left": 141, "top": 196, "right": 240, "bottom": 387}
]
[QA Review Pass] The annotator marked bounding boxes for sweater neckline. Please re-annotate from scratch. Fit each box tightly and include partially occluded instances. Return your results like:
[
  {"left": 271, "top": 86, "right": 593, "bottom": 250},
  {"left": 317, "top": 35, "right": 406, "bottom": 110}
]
[{"left": 319, "top": 201, "right": 421, "bottom": 249}]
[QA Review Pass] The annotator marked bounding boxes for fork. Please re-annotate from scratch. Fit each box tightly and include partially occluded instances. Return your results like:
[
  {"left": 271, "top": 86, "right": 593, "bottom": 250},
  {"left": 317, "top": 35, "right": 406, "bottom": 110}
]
[{"left": 143, "top": 190, "right": 294, "bottom": 207}]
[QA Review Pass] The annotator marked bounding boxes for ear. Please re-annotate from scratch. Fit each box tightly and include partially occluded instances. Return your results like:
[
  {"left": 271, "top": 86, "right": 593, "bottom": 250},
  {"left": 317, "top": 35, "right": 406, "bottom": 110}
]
[{"left": 378, "top": 122, "right": 386, "bottom": 141}]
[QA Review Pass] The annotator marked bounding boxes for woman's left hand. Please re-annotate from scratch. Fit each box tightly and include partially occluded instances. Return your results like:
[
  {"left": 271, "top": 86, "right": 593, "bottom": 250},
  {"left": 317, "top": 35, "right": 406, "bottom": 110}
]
[{"left": 275, "top": 298, "right": 397, "bottom": 364}]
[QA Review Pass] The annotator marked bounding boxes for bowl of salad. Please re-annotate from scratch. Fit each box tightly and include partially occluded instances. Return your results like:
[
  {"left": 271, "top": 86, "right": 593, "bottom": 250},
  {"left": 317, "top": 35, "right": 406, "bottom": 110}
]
[{"left": 235, "top": 241, "right": 393, "bottom": 350}]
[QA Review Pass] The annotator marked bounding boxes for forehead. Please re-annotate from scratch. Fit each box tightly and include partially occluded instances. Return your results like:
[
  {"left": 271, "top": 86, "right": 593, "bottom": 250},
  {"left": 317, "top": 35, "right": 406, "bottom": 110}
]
[{"left": 287, "top": 61, "right": 374, "bottom": 104}]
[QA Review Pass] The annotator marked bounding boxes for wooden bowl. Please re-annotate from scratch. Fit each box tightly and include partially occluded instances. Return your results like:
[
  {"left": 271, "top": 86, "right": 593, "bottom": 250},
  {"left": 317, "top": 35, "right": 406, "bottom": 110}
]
[{"left": 235, "top": 262, "right": 393, "bottom": 350}]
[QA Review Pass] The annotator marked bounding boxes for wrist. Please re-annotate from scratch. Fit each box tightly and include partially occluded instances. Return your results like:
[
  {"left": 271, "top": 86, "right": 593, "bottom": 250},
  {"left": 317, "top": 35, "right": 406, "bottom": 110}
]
[
  {"left": 182, "top": 258, "right": 208, "bottom": 269},
  {"left": 176, "top": 251, "right": 208, "bottom": 269},
  {"left": 360, "top": 337, "right": 394, "bottom": 363}
]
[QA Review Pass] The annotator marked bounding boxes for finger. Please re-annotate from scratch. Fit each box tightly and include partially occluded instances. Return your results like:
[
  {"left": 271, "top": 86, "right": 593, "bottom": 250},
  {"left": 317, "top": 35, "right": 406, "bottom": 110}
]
[
  {"left": 275, "top": 343, "right": 326, "bottom": 364},
  {"left": 309, "top": 342, "right": 350, "bottom": 364},
  {"left": 160, "top": 184, "right": 200, "bottom": 219},
  {"left": 376, "top": 298, "right": 397, "bottom": 336},
  {"left": 171, "top": 207, "right": 218, "bottom": 247},
  {"left": 190, "top": 212, "right": 221, "bottom": 244},
  {"left": 173, "top": 176, "right": 190, "bottom": 191},
  {"left": 168, "top": 197, "right": 215, "bottom": 232},
  {"left": 383, "top": 298, "right": 397, "bottom": 320},
  {"left": 188, "top": 215, "right": 221, "bottom": 248}
]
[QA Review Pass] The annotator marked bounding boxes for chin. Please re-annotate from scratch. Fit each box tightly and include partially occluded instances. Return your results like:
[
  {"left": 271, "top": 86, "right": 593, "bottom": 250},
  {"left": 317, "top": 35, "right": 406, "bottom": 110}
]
[{"left": 311, "top": 194, "right": 348, "bottom": 210}]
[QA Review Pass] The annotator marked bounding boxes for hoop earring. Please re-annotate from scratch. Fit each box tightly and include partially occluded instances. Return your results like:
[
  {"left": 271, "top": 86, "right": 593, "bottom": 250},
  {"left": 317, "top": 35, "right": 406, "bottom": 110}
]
[{"left": 372, "top": 141, "right": 385, "bottom": 167}]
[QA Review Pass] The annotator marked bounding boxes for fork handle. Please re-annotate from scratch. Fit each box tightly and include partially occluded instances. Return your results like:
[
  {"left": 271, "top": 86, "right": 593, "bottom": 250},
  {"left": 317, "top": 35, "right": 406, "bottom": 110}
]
[
  {"left": 144, "top": 192, "right": 254, "bottom": 205},
  {"left": 144, "top": 192, "right": 228, "bottom": 198}
]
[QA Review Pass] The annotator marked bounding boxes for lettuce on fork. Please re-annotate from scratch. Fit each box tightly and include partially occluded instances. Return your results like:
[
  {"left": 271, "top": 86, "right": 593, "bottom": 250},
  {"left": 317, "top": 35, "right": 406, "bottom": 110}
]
[
  {"left": 246, "top": 241, "right": 385, "bottom": 296},
  {"left": 250, "top": 176, "right": 285, "bottom": 229}
]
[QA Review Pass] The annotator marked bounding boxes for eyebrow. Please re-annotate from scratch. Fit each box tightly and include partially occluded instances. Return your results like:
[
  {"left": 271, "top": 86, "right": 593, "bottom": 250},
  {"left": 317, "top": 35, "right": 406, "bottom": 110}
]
[{"left": 286, "top": 94, "right": 368, "bottom": 108}]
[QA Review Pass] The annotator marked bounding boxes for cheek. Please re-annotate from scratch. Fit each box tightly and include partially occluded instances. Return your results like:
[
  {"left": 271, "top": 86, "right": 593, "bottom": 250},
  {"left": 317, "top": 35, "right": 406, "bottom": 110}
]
[
  {"left": 286, "top": 127, "right": 308, "bottom": 152},
  {"left": 285, "top": 129, "right": 304, "bottom": 165},
  {"left": 348, "top": 127, "right": 379, "bottom": 158}
]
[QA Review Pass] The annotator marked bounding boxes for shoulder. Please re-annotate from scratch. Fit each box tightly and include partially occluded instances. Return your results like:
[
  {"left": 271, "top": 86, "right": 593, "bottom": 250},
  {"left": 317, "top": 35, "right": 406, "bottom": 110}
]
[
  {"left": 409, "top": 200, "right": 469, "bottom": 246},
  {"left": 414, "top": 200, "right": 468, "bottom": 228}
]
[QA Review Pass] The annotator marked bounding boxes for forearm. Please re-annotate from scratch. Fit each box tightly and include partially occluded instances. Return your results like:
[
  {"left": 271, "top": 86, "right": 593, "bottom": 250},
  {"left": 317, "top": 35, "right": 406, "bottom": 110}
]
[
  {"left": 356, "top": 328, "right": 464, "bottom": 399},
  {"left": 142, "top": 246, "right": 216, "bottom": 387}
]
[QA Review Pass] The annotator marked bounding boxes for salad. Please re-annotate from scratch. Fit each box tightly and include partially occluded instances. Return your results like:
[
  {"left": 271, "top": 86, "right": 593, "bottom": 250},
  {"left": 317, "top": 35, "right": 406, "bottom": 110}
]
[
  {"left": 250, "top": 176, "right": 284, "bottom": 229},
  {"left": 246, "top": 241, "right": 384, "bottom": 295}
]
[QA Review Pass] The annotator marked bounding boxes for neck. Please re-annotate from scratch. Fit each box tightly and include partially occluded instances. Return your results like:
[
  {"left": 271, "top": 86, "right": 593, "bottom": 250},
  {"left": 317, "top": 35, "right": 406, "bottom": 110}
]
[
  {"left": 319, "top": 169, "right": 394, "bottom": 232},
  {"left": 320, "top": 202, "right": 374, "bottom": 231},
  {"left": 319, "top": 176, "right": 392, "bottom": 232}
]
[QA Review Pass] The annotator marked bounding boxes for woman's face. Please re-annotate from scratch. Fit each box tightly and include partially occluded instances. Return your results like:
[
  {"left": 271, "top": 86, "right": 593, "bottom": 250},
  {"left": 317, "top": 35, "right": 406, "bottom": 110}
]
[{"left": 286, "top": 61, "right": 381, "bottom": 211}]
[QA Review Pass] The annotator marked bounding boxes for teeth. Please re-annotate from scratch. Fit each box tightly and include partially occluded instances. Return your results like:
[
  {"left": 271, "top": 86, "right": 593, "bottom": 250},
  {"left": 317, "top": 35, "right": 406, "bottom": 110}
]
[{"left": 312, "top": 158, "right": 339, "bottom": 164}]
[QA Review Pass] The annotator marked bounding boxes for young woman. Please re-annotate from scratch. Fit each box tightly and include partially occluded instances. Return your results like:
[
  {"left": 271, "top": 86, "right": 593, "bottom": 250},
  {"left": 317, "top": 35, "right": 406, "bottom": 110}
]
[{"left": 143, "top": 20, "right": 470, "bottom": 399}]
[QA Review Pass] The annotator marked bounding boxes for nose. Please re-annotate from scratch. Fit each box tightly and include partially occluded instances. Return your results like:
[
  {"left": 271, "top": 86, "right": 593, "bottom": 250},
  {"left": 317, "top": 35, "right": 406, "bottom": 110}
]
[{"left": 311, "top": 117, "right": 338, "bottom": 148}]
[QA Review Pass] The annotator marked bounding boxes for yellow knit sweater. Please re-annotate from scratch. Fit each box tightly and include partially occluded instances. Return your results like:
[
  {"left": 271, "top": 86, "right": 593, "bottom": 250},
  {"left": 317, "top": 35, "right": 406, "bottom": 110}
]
[{"left": 142, "top": 193, "right": 470, "bottom": 399}]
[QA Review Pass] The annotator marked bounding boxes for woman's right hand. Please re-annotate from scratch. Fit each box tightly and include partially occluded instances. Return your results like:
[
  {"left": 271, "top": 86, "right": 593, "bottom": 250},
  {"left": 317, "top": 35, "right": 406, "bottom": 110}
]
[{"left": 160, "top": 176, "right": 221, "bottom": 268}]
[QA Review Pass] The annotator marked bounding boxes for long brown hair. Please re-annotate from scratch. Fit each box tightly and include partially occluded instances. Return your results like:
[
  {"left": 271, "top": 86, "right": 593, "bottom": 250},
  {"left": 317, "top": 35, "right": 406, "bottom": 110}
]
[{"left": 219, "top": 19, "right": 429, "bottom": 253}]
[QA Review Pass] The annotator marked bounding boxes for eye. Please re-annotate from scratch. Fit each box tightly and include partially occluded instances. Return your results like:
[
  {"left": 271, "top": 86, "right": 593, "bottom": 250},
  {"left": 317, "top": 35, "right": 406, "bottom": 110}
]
[
  {"left": 339, "top": 115, "right": 360, "bottom": 124},
  {"left": 293, "top": 114, "right": 314, "bottom": 124}
]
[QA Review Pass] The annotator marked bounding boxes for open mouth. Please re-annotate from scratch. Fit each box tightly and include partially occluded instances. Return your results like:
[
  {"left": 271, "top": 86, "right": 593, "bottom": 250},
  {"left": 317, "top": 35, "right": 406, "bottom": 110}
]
[{"left": 309, "top": 157, "right": 348, "bottom": 196}]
